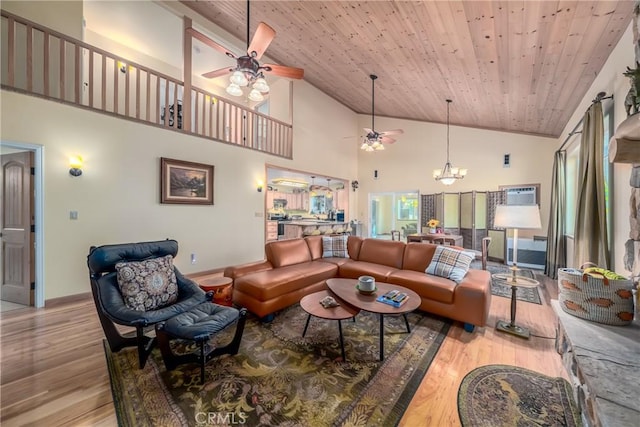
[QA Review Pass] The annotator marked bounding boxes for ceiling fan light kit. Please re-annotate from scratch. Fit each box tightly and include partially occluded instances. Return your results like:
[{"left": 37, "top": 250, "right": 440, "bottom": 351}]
[
  {"left": 361, "top": 74, "right": 403, "bottom": 152},
  {"left": 433, "top": 99, "right": 467, "bottom": 185},
  {"left": 196, "top": 0, "right": 303, "bottom": 102}
]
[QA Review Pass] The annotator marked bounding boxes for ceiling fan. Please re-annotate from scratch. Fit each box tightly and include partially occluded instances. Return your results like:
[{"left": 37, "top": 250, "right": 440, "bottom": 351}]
[
  {"left": 186, "top": 0, "right": 304, "bottom": 101},
  {"left": 361, "top": 74, "right": 403, "bottom": 151}
]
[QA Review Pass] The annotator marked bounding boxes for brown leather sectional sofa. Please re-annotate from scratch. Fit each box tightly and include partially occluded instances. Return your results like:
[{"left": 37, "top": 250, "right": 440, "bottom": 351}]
[{"left": 224, "top": 236, "right": 491, "bottom": 331}]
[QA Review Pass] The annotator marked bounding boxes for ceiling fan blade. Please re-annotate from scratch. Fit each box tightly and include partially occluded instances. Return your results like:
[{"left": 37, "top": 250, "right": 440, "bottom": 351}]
[
  {"left": 380, "top": 136, "right": 397, "bottom": 144},
  {"left": 263, "top": 63, "right": 304, "bottom": 79},
  {"left": 363, "top": 128, "right": 373, "bottom": 134},
  {"left": 380, "top": 129, "right": 404, "bottom": 136},
  {"left": 187, "top": 27, "right": 237, "bottom": 58},
  {"left": 202, "top": 67, "right": 234, "bottom": 79},
  {"left": 248, "top": 22, "right": 276, "bottom": 60}
]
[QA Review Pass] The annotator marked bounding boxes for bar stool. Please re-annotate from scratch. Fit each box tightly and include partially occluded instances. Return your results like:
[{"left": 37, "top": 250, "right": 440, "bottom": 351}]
[{"left": 391, "top": 230, "right": 401, "bottom": 241}]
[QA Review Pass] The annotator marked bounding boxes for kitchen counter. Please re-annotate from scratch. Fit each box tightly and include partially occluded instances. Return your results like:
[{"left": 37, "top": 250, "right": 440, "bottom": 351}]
[
  {"left": 285, "top": 220, "right": 348, "bottom": 226},
  {"left": 283, "top": 221, "right": 349, "bottom": 239}
]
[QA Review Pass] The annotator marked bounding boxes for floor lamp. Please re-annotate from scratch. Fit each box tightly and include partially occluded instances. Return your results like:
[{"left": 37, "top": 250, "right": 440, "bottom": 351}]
[
  {"left": 493, "top": 204, "right": 542, "bottom": 338},
  {"left": 493, "top": 204, "right": 542, "bottom": 280}
]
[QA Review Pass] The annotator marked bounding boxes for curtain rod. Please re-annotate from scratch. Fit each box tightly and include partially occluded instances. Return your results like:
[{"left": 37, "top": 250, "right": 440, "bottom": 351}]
[{"left": 556, "top": 92, "right": 613, "bottom": 152}]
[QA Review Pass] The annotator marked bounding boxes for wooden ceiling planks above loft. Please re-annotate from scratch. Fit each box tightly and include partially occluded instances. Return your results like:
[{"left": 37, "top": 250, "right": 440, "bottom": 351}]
[{"left": 183, "top": 1, "right": 634, "bottom": 138}]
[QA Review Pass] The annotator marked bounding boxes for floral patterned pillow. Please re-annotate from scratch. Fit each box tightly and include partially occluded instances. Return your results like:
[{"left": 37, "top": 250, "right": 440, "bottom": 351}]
[{"left": 116, "top": 254, "right": 178, "bottom": 311}]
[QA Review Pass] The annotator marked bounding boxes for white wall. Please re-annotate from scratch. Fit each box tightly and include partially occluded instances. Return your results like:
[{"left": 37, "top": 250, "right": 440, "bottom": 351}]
[
  {"left": 355, "top": 114, "right": 557, "bottom": 237},
  {"left": 557, "top": 23, "right": 635, "bottom": 273},
  {"left": 1, "top": 80, "right": 356, "bottom": 300},
  {"left": 1, "top": 0, "right": 83, "bottom": 39}
]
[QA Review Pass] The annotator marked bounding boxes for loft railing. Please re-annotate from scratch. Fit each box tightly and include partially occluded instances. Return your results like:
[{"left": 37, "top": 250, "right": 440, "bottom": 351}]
[{"left": 0, "top": 10, "right": 293, "bottom": 159}]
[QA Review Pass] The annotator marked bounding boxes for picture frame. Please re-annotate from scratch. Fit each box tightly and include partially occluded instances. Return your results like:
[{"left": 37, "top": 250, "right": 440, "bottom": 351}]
[{"left": 160, "top": 157, "right": 214, "bottom": 205}]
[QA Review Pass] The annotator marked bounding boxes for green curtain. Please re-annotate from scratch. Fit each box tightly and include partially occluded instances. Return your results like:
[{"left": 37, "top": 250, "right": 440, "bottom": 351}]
[
  {"left": 545, "top": 150, "right": 566, "bottom": 279},
  {"left": 574, "top": 102, "right": 610, "bottom": 268}
]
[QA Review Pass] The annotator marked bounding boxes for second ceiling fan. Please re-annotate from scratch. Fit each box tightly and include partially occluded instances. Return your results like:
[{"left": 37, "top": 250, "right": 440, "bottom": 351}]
[
  {"left": 188, "top": 0, "right": 304, "bottom": 101},
  {"left": 361, "top": 74, "right": 403, "bottom": 151}
]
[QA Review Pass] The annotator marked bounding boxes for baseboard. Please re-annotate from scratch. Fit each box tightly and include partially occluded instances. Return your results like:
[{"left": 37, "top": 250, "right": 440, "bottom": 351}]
[
  {"left": 45, "top": 292, "right": 92, "bottom": 307},
  {"left": 187, "top": 267, "right": 226, "bottom": 279}
]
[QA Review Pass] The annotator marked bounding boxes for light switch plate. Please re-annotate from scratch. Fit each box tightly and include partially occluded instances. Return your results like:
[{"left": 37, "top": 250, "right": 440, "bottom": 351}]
[{"left": 70, "top": 211, "right": 78, "bottom": 220}]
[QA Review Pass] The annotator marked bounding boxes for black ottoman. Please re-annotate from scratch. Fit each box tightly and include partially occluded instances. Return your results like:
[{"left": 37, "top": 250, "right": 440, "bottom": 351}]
[{"left": 155, "top": 302, "right": 247, "bottom": 383}]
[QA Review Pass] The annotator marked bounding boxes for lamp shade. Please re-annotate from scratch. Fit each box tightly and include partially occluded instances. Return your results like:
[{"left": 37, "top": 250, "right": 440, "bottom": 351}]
[
  {"left": 493, "top": 205, "right": 541, "bottom": 229},
  {"left": 226, "top": 83, "right": 243, "bottom": 97}
]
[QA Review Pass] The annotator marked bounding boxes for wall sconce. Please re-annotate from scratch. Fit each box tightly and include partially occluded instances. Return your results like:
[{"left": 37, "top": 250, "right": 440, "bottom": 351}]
[
  {"left": 351, "top": 180, "right": 359, "bottom": 192},
  {"left": 257, "top": 180, "right": 264, "bottom": 192},
  {"left": 69, "top": 155, "right": 83, "bottom": 177}
]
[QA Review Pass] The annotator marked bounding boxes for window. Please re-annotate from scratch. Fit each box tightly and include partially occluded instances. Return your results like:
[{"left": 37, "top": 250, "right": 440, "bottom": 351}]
[
  {"left": 397, "top": 196, "right": 418, "bottom": 220},
  {"left": 369, "top": 191, "right": 419, "bottom": 238}
]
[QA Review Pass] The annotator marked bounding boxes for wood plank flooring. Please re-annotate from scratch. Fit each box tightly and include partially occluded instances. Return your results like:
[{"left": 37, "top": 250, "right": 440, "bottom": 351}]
[{"left": 1, "top": 272, "right": 565, "bottom": 426}]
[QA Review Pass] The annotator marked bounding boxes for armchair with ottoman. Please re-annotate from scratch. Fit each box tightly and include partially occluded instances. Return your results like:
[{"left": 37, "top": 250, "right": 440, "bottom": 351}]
[
  {"left": 87, "top": 239, "right": 246, "bottom": 378},
  {"left": 225, "top": 235, "right": 491, "bottom": 331}
]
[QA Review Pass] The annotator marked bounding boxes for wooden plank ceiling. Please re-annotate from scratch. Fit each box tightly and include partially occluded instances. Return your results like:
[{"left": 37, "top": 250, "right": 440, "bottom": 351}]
[{"left": 183, "top": 1, "right": 634, "bottom": 138}]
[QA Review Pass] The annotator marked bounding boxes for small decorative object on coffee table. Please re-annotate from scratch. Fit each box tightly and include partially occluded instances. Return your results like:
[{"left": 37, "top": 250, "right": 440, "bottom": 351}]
[{"left": 357, "top": 275, "right": 377, "bottom": 295}]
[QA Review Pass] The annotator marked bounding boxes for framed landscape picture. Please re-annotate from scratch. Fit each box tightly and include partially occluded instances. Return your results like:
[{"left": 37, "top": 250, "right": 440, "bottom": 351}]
[{"left": 160, "top": 157, "right": 214, "bottom": 205}]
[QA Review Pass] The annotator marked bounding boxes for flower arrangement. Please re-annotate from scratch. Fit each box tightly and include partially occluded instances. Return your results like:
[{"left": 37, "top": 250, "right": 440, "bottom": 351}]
[{"left": 427, "top": 218, "right": 440, "bottom": 228}]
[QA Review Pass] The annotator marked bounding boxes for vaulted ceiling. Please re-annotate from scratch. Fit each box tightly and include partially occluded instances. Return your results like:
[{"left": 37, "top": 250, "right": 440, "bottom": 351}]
[{"left": 183, "top": 1, "right": 635, "bottom": 138}]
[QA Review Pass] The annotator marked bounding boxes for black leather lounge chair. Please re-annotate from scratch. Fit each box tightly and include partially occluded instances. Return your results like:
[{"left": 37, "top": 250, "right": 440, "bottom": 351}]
[{"left": 87, "top": 239, "right": 207, "bottom": 368}]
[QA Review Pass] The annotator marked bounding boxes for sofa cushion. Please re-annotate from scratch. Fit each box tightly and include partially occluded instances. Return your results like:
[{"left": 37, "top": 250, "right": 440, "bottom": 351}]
[
  {"left": 426, "top": 246, "right": 474, "bottom": 284},
  {"left": 338, "top": 260, "right": 398, "bottom": 282},
  {"left": 402, "top": 243, "right": 438, "bottom": 272},
  {"left": 266, "top": 238, "right": 312, "bottom": 268},
  {"left": 387, "top": 269, "right": 456, "bottom": 304},
  {"left": 322, "top": 234, "right": 349, "bottom": 258},
  {"left": 356, "top": 239, "right": 405, "bottom": 269},
  {"left": 115, "top": 254, "right": 178, "bottom": 311},
  {"left": 234, "top": 260, "right": 337, "bottom": 301},
  {"left": 304, "top": 235, "right": 324, "bottom": 260},
  {"left": 347, "top": 236, "right": 363, "bottom": 259}
]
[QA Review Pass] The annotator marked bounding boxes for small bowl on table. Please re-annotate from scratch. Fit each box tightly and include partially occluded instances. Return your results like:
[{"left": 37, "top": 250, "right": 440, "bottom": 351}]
[{"left": 357, "top": 275, "right": 376, "bottom": 295}]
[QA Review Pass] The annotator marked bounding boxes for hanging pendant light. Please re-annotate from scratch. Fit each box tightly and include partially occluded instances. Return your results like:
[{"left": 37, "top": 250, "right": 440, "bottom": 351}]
[{"left": 433, "top": 99, "right": 467, "bottom": 185}]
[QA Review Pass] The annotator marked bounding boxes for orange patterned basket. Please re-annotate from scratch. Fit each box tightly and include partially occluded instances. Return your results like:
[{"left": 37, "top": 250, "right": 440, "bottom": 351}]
[{"left": 557, "top": 267, "right": 634, "bottom": 326}]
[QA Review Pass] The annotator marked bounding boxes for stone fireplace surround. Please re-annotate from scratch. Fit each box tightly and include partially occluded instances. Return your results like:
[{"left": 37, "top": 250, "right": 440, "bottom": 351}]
[{"left": 553, "top": 301, "right": 639, "bottom": 427}]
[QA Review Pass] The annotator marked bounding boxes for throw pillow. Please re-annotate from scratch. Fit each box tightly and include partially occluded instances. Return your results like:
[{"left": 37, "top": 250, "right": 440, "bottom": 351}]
[
  {"left": 322, "top": 234, "right": 349, "bottom": 258},
  {"left": 116, "top": 254, "right": 178, "bottom": 311},
  {"left": 425, "top": 245, "right": 474, "bottom": 284}
]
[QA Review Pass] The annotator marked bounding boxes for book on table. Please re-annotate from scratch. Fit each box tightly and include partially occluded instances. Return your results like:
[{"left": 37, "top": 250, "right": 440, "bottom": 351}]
[{"left": 376, "top": 290, "right": 409, "bottom": 307}]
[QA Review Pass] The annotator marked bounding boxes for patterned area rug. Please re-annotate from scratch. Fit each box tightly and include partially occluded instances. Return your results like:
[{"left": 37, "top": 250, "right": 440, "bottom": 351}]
[
  {"left": 105, "top": 305, "right": 450, "bottom": 427},
  {"left": 458, "top": 365, "right": 582, "bottom": 427},
  {"left": 470, "top": 261, "right": 542, "bottom": 305}
]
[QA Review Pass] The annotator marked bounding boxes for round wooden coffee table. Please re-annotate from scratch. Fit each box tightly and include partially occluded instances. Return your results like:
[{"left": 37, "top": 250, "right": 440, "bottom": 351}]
[
  {"left": 299, "top": 290, "right": 360, "bottom": 361},
  {"left": 326, "top": 278, "right": 420, "bottom": 361}
]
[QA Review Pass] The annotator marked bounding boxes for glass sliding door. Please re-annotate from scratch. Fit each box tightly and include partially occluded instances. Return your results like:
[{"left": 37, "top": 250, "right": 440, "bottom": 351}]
[{"left": 369, "top": 191, "right": 419, "bottom": 239}]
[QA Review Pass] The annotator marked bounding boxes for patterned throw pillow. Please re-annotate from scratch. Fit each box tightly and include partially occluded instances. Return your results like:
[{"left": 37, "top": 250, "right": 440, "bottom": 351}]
[
  {"left": 322, "top": 234, "right": 349, "bottom": 258},
  {"left": 426, "top": 245, "right": 474, "bottom": 284},
  {"left": 116, "top": 254, "right": 178, "bottom": 311}
]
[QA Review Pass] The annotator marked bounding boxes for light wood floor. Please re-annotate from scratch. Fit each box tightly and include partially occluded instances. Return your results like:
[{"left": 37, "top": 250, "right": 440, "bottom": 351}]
[{"left": 0, "top": 273, "right": 565, "bottom": 427}]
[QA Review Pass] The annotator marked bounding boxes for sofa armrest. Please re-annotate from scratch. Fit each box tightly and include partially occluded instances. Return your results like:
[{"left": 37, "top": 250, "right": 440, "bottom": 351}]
[
  {"left": 224, "top": 260, "right": 273, "bottom": 279},
  {"left": 453, "top": 269, "right": 492, "bottom": 326}
]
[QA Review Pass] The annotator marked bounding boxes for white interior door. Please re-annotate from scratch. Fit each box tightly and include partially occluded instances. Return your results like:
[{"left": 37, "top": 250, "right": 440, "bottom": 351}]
[{"left": 1, "top": 151, "right": 33, "bottom": 305}]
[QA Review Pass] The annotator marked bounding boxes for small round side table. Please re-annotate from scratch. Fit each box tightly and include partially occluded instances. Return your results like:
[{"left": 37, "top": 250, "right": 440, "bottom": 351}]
[
  {"left": 196, "top": 276, "right": 233, "bottom": 307},
  {"left": 492, "top": 272, "right": 539, "bottom": 339}
]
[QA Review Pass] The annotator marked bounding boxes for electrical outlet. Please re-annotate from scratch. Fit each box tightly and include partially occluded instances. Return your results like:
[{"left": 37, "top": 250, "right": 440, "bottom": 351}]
[
  {"left": 190, "top": 253, "right": 197, "bottom": 265},
  {"left": 69, "top": 211, "right": 78, "bottom": 220}
]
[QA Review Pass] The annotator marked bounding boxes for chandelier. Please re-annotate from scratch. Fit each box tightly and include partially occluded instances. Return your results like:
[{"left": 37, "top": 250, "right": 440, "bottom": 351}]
[{"left": 433, "top": 99, "right": 467, "bottom": 185}]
